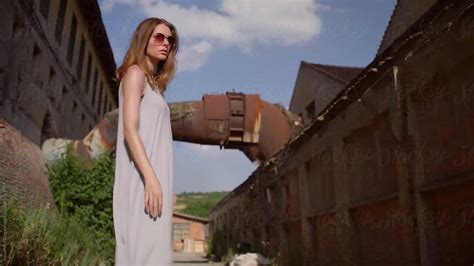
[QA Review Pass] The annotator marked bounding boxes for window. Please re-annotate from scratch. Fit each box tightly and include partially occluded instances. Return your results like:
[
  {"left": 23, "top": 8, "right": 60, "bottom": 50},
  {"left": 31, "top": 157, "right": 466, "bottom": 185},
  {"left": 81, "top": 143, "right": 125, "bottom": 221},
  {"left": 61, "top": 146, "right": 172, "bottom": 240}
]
[
  {"left": 55, "top": 0, "right": 67, "bottom": 42},
  {"left": 41, "top": 112, "right": 52, "bottom": 144},
  {"left": 48, "top": 66, "right": 55, "bottom": 80},
  {"left": 91, "top": 69, "right": 98, "bottom": 96},
  {"left": 48, "top": 67, "right": 56, "bottom": 85},
  {"left": 283, "top": 184, "right": 290, "bottom": 214},
  {"left": 61, "top": 86, "right": 68, "bottom": 111},
  {"left": 97, "top": 83, "right": 103, "bottom": 115},
  {"left": 298, "top": 111, "right": 304, "bottom": 124},
  {"left": 265, "top": 187, "right": 272, "bottom": 203},
  {"left": 305, "top": 99, "right": 316, "bottom": 120},
  {"left": 85, "top": 53, "right": 92, "bottom": 89},
  {"left": 48, "top": 67, "right": 56, "bottom": 105},
  {"left": 72, "top": 100, "right": 77, "bottom": 116},
  {"left": 61, "top": 85, "right": 66, "bottom": 98},
  {"left": 32, "top": 44, "right": 42, "bottom": 76},
  {"left": 173, "top": 223, "right": 189, "bottom": 240},
  {"left": 76, "top": 36, "right": 85, "bottom": 78},
  {"left": 40, "top": 0, "right": 50, "bottom": 19},
  {"left": 93, "top": 81, "right": 101, "bottom": 107},
  {"left": 101, "top": 91, "right": 106, "bottom": 115},
  {"left": 104, "top": 99, "right": 109, "bottom": 113},
  {"left": 66, "top": 15, "right": 77, "bottom": 64}
]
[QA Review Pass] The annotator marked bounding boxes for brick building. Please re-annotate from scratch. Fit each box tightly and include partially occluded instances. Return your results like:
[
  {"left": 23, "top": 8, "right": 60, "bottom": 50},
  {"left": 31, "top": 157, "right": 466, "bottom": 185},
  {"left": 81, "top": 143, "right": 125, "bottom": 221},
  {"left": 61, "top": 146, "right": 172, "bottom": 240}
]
[
  {"left": 0, "top": 0, "right": 117, "bottom": 146},
  {"left": 173, "top": 212, "right": 209, "bottom": 253},
  {"left": 209, "top": 0, "right": 474, "bottom": 265},
  {"left": 0, "top": 0, "right": 117, "bottom": 209}
]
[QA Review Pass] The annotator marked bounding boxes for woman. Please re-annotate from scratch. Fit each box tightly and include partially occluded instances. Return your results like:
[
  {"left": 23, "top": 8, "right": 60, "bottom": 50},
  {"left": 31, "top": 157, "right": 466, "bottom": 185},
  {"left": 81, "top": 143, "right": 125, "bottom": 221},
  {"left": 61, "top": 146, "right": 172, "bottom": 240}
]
[{"left": 113, "top": 17, "right": 179, "bottom": 265}]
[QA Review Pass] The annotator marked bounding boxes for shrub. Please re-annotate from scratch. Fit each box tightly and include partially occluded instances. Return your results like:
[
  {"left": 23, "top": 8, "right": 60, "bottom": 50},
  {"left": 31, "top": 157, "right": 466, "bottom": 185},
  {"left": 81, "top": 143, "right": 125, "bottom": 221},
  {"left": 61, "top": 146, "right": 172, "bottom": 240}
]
[
  {"left": 1, "top": 193, "right": 106, "bottom": 265},
  {"left": 207, "top": 229, "right": 226, "bottom": 261},
  {"left": 47, "top": 146, "right": 116, "bottom": 264}
]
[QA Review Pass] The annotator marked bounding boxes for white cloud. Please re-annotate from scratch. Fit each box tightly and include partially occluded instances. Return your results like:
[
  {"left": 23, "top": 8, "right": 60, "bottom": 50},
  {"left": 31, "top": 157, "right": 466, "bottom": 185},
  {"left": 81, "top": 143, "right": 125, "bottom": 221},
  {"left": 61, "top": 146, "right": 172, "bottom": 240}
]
[
  {"left": 101, "top": 0, "right": 323, "bottom": 71},
  {"left": 100, "top": 0, "right": 136, "bottom": 12},
  {"left": 218, "top": 0, "right": 321, "bottom": 46},
  {"left": 141, "top": 0, "right": 322, "bottom": 46},
  {"left": 176, "top": 41, "right": 212, "bottom": 72}
]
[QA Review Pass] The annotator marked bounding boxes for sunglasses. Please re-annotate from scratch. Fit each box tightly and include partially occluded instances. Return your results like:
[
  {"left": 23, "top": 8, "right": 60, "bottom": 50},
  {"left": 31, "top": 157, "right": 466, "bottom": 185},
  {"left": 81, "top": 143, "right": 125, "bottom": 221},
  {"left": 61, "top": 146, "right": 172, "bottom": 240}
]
[{"left": 151, "top": 33, "right": 176, "bottom": 46}]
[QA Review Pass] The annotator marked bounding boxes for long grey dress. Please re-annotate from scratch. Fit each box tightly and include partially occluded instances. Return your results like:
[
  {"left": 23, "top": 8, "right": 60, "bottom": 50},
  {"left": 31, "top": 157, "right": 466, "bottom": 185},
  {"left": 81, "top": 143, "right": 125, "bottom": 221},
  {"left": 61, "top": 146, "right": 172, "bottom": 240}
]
[{"left": 113, "top": 79, "right": 174, "bottom": 265}]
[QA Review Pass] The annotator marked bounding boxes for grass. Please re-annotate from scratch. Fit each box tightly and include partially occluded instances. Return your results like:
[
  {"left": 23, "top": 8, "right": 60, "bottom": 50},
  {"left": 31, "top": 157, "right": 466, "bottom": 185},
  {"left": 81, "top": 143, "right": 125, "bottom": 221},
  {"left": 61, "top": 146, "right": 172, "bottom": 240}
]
[
  {"left": 1, "top": 193, "right": 108, "bottom": 265},
  {"left": 176, "top": 191, "right": 229, "bottom": 218}
]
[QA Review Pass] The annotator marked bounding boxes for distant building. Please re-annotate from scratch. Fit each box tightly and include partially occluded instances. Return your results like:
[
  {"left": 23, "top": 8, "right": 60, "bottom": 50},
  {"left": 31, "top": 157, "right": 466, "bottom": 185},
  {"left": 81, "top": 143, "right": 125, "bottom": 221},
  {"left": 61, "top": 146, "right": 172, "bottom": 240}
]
[
  {"left": 173, "top": 212, "right": 209, "bottom": 253},
  {"left": 0, "top": 0, "right": 117, "bottom": 146},
  {"left": 289, "top": 62, "right": 362, "bottom": 125}
]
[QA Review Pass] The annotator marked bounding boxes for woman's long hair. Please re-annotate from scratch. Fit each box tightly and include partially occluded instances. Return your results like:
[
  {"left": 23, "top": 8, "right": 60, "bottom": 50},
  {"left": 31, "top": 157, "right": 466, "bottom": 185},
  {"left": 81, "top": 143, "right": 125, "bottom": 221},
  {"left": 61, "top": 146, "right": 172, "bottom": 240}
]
[{"left": 116, "top": 18, "right": 179, "bottom": 93}]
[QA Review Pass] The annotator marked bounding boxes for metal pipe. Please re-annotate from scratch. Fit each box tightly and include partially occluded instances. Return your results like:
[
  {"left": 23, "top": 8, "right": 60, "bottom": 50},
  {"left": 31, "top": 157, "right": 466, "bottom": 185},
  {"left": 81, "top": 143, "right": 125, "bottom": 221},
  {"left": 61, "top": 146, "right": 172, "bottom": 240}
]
[{"left": 42, "top": 92, "right": 303, "bottom": 165}]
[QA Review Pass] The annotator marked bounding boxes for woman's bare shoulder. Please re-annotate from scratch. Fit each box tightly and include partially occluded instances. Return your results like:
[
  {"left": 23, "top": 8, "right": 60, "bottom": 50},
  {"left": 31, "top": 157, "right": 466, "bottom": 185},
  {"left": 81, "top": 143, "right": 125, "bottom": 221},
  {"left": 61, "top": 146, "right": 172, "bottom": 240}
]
[
  {"left": 124, "top": 65, "right": 145, "bottom": 80},
  {"left": 123, "top": 65, "right": 146, "bottom": 95}
]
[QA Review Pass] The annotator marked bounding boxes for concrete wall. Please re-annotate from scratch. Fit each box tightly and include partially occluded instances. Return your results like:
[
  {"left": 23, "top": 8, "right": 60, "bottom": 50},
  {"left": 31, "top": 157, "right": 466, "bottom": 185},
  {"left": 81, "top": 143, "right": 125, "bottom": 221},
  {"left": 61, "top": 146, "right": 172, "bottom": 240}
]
[{"left": 209, "top": 1, "right": 474, "bottom": 265}]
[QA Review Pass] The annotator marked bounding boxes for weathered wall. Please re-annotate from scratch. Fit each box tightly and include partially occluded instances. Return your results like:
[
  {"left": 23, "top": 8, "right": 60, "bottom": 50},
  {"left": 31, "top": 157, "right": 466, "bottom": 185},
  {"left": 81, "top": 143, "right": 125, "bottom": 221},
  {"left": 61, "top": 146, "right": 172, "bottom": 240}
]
[
  {"left": 0, "top": 0, "right": 117, "bottom": 146},
  {"left": 172, "top": 214, "right": 209, "bottom": 253},
  {"left": 0, "top": 117, "right": 55, "bottom": 210},
  {"left": 376, "top": 0, "right": 436, "bottom": 56},
  {"left": 289, "top": 62, "right": 362, "bottom": 125},
  {"left": 172, "top": 215, "right": 208, "bottom": 241},
  {"left": 209, "top": 1, "right": 474, "bottom": 265}
]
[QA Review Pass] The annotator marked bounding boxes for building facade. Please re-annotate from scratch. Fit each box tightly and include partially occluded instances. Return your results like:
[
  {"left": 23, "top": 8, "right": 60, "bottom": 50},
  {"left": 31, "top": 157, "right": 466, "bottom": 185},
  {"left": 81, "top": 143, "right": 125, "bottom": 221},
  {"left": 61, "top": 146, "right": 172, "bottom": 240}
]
[
  {"left": 209, "top": 0, "right": 474, "bottom": 265},
  {"left": 289, "top": 62, "right": 362, "bottom": 125},
  {"left": 0, "top": 0, "right": 117, "bottom": 146},
  {"left": 173, "top": 212, "right": 209, "bottom": 253}
]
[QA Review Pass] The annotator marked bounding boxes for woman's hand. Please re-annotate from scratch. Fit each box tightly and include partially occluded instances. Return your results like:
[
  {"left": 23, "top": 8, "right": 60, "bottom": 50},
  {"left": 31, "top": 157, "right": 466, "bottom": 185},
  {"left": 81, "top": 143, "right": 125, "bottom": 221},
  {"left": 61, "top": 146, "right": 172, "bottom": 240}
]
[{"left": 144, "top": 176, "right": 163, "bottom": 219}]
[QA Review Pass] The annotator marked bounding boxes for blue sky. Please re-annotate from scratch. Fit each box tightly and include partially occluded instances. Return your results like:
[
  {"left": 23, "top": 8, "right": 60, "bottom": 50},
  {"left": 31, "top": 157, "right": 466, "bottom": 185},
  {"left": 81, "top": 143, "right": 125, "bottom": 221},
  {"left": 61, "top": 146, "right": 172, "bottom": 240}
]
[{"left": 99, "top": 0, "right": 396, "bottom": 194}]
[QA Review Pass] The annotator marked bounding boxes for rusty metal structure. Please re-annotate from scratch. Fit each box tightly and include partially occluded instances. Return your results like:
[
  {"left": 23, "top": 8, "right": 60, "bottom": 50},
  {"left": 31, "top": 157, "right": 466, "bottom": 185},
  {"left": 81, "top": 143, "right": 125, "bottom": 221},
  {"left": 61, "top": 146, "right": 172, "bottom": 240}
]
[{"left": 42, "top": 92, "right": 303, "bottom": 164}]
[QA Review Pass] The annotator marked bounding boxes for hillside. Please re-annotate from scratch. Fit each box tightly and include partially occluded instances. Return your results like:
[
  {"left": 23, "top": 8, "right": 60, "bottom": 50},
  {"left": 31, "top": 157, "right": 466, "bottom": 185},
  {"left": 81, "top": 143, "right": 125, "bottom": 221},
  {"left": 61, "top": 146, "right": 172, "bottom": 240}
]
[{"left": 174, "top": 191, "right": 229, "bottom": 219}]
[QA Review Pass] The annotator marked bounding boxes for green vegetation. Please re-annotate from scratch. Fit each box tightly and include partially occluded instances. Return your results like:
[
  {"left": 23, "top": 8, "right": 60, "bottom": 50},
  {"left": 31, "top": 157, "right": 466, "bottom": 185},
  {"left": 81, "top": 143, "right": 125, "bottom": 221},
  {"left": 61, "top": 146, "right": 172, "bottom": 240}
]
[
  {"left": 175, "top": 191, "right": 229, "bottom": 218},
  {"left": 47, "top": 146, "right": 116, "bottom": 264},
  {"left": 2, "top": 143, "right": 231, "bottom": 264},
  {"left": 1, "top": 193, "right": 106, "bottom": 265},
  {"left": 207, "top": 229, "right": 227, "bottom": 261}
]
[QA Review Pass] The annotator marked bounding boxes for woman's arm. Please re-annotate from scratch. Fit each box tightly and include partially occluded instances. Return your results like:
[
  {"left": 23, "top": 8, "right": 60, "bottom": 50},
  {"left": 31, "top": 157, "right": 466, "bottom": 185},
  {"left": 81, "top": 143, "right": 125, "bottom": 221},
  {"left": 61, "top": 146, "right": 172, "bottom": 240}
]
[
  {"left": 122, "top": 65, "right": 163, "bottom": 218},
  {"left": 122, "top": 65, "right": 155, "bottom": 182}
]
